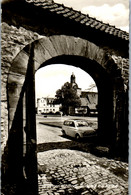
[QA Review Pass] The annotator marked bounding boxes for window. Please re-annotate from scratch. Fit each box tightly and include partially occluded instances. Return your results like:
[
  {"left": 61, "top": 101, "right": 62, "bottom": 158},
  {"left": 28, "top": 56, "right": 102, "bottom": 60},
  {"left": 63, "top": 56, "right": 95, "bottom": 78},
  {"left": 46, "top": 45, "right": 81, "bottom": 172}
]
[
  {"left": 64, "top": 121, "right": 69, "bottom": 126},
  {"left": 64, "top": 121, "right": 75, "bottom": 127},
  {"left": 76, "top": 121, "right": 88, "bottom": 127},
  {"left": 69, "top": 121, "right": 75, "bottom": 127}
]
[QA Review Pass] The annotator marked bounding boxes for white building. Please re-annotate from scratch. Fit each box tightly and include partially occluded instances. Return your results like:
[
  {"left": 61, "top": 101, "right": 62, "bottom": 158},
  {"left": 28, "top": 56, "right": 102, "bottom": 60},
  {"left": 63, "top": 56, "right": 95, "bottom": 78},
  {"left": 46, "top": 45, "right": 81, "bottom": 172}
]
[{"left": 37, "top": 97, "right": 61, "bottom": 114}]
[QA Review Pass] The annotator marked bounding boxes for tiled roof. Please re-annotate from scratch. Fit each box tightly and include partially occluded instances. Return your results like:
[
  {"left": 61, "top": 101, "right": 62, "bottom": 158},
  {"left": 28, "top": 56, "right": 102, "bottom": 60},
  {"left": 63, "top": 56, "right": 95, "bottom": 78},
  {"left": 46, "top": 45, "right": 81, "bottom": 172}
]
[
  {"left": 26, "top": 0, "right": 129, "bottom": 41},
  {"left": 81, "top": 97, "right": 95, "bottom": 107},
  {"left": 80, "top": 98, "right": 88, "bottom": 107},
  {"left": 80, "top": 98, "right": 97, "bottom": 110}
]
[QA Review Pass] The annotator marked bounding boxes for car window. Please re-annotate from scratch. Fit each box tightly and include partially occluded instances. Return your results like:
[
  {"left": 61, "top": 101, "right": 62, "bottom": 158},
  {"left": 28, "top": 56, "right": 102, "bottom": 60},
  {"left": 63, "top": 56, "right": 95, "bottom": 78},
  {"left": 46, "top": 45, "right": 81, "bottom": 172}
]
[
  {"left": 64, "top": 121, "right": 69, "bottom": 126},
  {"left": 76, "top": 121, "right": 88, "bottom": 127},
  {"left": 64, "top": 121, "right": 75, "bottom": 127},
  {"left": 69, "top": 121, "right": 75, "bottom": 127}
]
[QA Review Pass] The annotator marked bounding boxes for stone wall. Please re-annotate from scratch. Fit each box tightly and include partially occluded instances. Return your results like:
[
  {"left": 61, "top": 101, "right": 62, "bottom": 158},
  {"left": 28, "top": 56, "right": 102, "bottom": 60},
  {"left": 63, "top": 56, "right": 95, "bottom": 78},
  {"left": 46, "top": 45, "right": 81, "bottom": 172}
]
[
  {"left": 112, "top": 55, "right": 129, "bottom": 86},
  {"left": 1, "top": 22, "right": 129, "bottom": 154},
  {"left": 1, "top": 22, "right": 43, "bottom": 152}
]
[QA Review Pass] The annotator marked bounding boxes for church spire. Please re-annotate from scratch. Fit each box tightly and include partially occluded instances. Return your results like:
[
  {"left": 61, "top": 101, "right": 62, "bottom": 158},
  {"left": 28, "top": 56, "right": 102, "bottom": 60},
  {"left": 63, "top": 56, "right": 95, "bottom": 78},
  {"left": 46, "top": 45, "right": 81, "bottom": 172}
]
[{"left": 70, "top": 72, "right": 75, "bottom": 84}]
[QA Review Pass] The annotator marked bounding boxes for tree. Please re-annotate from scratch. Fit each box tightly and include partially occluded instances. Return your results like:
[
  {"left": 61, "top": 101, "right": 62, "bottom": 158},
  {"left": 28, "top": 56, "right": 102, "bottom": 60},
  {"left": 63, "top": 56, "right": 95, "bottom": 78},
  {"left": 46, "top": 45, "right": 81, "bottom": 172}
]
[{"left": 55, "top": 82, "right": 81, "bottom": 115}]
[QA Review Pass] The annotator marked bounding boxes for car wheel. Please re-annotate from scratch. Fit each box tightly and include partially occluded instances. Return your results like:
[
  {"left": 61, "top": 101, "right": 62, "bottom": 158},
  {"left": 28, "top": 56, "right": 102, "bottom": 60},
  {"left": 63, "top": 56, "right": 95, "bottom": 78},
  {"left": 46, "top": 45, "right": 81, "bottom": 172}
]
[
  {"left": 62, "top": 130, "right": 66, "bottom": 136},
  {"left": 86, "top": 107, "right": 90, "bottom": 116},
  {"left": 75, "top": 134, "right": 80, "bottom": 140}
]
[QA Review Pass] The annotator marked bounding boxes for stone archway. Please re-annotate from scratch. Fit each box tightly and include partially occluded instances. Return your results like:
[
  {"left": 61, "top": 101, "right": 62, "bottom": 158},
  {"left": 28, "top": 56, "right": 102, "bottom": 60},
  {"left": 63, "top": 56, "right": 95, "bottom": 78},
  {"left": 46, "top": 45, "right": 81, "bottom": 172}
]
[
  {"left": 5, "top": 35, "right": 126, "bottom": 194},
  {"left": 8, "top": 35, "right": 122, "bottom": 142},
  {"left": 8, "top": 36, "right": 117, "bottom": 125}
]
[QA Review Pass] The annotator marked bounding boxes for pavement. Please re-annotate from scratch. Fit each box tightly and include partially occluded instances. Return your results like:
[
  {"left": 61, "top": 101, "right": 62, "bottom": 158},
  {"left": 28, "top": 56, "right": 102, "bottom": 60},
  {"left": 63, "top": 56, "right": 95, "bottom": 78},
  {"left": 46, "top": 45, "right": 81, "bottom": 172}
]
[{"left": 37, "top": 149, "right": 128, "bottom": 195}]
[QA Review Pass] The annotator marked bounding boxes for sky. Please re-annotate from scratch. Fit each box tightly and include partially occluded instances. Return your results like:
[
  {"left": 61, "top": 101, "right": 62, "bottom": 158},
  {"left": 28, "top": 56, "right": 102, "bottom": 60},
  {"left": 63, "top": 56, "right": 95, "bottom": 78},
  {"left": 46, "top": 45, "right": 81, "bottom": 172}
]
[
  {"left": 35, "top": 65, "right": 97, "bottom": 98},
  {"left": 35, "top": 0, "right": 129, "bottom": 99}
]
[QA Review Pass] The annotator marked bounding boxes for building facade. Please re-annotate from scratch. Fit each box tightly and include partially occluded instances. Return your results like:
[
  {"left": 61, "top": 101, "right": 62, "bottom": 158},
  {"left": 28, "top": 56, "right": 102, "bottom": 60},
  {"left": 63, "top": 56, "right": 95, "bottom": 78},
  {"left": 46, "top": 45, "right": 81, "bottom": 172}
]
[{"left": 37, "top": 97, "right": 61, "bottom": 114}]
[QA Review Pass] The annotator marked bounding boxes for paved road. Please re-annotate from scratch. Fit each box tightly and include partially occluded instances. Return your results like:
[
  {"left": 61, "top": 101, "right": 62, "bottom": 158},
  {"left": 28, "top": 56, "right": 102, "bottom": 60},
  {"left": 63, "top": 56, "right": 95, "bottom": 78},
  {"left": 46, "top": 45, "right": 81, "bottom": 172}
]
[
  {"left": 36, "top": 115, "right": 98, "bottom": 123},
  {"left": 36, "top": 116, "right": 71, "bottom": 144},
  {"left": 36, "top": 115, "right": 98, "bottom": 154},
  {"left": 36, "top": 115, "right": 98, "bottom": 143},
  {"left": 36, "top": 115, "right": 128, "bottom": 195}
]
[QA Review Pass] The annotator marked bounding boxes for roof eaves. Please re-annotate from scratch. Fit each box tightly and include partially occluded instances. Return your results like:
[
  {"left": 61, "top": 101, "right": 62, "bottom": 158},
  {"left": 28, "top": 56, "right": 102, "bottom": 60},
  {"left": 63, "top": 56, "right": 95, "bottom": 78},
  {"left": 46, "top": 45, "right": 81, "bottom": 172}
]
[
  {"left": 56, "top": 8, "right": 70, "bottom": 15},
  {"left": 45, "top": 4, "right": 58, "bottom": 9},
  {"left": 85, "top": 19, "right": 94, "bottom": 26},
  {"left": 49, "top": 6, "right": 64, "bottom": 12},
  {"left": 63, "top": 10, "right": 75, "bottom": 18},
  {"left": 94, "top": 22, "right": 102, "bottom": 29},
  {"left": 108, "top": 28, "right": 115, "bottom": 35},
  {"left": 90, "top": 20, "right": 99, "bottom": 28},
  {"left": 100, "top": 25, "right": 107, "bottom": 31},
  {"left": 69, "top": 11, "right": 81, "bottom": 20},
  {"left": 25, "top": 0, "right": 129, "bottom": 41},
  {"left": 105, "top": 26, "right": 111, "bottom": 33},
  {"left": 80, "top": 17, "right": 90, "bottom": 24},
  {"left": 74, "top": 14, "right": 85, "bottom": 22}
]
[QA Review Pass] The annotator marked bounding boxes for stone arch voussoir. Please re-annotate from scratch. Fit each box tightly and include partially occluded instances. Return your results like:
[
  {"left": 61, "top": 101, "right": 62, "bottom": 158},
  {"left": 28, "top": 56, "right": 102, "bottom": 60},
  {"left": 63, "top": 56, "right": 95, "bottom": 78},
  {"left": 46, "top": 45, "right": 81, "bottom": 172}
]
[{"left": 33, "top": 35, "right": 116, "bottom": 73}]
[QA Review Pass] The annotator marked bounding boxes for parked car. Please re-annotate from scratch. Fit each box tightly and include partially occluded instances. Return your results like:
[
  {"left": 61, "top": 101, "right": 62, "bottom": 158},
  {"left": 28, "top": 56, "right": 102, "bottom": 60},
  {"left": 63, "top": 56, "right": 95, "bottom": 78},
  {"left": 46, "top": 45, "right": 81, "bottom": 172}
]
[{"left": 62, "top": 119, "right": 97, "bottom": 140}]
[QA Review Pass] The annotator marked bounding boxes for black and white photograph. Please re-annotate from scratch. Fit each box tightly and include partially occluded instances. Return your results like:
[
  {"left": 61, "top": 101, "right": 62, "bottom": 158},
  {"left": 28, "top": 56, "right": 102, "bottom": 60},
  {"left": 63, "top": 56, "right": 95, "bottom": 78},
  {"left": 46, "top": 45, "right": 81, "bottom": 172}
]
[{"left": 1, "top": 0, "right": 130, "bottom": 194}]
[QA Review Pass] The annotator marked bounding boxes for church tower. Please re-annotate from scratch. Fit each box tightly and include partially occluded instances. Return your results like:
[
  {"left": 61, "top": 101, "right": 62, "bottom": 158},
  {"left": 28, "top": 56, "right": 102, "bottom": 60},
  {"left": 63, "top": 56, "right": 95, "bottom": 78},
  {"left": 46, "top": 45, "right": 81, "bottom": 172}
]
[
  {"left": 70, "top": 72, "right": 78, "bottom": 89},
  {"left": 70, "top": 73, "right": 81, "bottom": 97},
  {"left": 70, "top": 72, "right": 76, "bottom": 84}
]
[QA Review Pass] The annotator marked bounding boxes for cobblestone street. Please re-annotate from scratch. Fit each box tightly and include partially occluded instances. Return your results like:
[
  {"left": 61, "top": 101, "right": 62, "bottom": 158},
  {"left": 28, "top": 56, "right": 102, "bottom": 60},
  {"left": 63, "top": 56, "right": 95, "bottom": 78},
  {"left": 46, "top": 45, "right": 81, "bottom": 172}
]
[{"left": 38, "top": 149, "right": 128, "bottom": 195}]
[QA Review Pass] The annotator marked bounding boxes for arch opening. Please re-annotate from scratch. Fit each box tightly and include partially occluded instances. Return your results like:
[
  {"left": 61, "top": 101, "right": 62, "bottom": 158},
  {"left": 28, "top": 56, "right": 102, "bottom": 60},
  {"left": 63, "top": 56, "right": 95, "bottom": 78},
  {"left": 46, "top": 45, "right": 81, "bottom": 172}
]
[
  {"left": 35, "top": 64, "right": 98, "bottom": 150},
  {"left": 36, "top": 55, "right": 115, "bottom": 146}
]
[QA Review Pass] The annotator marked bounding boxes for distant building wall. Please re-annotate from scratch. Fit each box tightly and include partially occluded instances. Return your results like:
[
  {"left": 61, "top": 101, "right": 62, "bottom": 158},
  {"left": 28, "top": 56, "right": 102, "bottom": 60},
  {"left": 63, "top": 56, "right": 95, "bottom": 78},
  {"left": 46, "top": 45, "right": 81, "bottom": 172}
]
[{"left": 37, "top": 97, "right": 61, "bottom": 114}]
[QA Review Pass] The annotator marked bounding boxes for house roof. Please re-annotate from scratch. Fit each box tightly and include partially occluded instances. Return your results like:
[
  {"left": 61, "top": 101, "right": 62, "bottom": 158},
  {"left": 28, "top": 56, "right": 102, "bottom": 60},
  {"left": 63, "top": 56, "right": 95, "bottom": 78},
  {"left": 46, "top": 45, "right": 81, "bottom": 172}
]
[
  {"left": 25, "top": 0, "right": 129, "bottom": 41},
  {"left": 80, "top": 98, "right": 88, "bottom": 107},
  {"left": 80, "top": 96, "right": 97, "bottom": 110}
]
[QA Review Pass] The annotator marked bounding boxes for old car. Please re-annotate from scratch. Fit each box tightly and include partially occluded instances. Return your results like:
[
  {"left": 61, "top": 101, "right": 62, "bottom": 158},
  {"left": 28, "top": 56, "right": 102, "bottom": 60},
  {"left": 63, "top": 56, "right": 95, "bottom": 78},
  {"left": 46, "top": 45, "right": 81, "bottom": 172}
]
[{"left": 62, "top": 119, "right": 97, "bottom": 140}]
